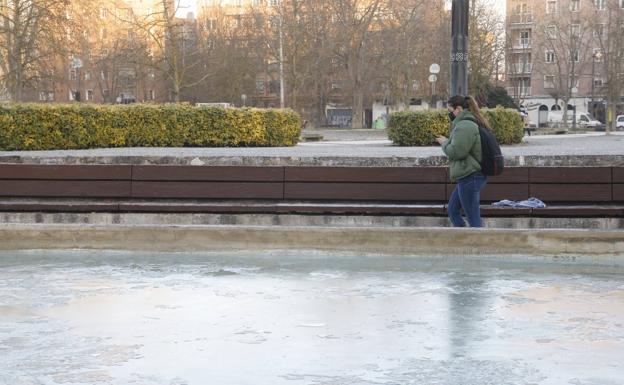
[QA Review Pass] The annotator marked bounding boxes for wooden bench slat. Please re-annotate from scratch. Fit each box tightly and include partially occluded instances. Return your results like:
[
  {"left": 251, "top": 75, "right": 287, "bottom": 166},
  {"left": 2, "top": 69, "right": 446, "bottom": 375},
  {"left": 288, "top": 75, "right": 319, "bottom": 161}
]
[
  {"left": 480, "top": 206, "right": 532, "bottom": 216},
  {"left": 613, "top": 168, "right": 624, "bottom": 183},
  {"left": 445, "top": 183, "right": 530, "bottom": 201},
  {"left": 613, "top": 184, "right": 624, "bottom": 202},
  {"left": 284, "top": 167, "right": 447, "bottom": 183},
  {"left": 133, "top": 166, "right": 284, "bottom": 181},
  {"left": 275, "top": 203, "right": 446, "bottom": 215},
  {"left": 487, "top": 167, "right": 529, "bottom": 183},
  {"left": 0, "top": 181, "right": 131, "bottom": 198},
  {"left": 132, "top": 182, "right": 284, "bottom": 199},
  {"left": 531, "top": 206, "right": 624, "bottom": 217},
  {"left": 0, "top": 164, "right": 132, "bottom": 180},
  {"left": 530, "top": 184, "right": 612, "bottom": 202},
  {"left": 284, "top": 183, "right": 446, "bottom": 201},
  {"left": 530, "top": 167, "right": 612, "bottom": 183}
]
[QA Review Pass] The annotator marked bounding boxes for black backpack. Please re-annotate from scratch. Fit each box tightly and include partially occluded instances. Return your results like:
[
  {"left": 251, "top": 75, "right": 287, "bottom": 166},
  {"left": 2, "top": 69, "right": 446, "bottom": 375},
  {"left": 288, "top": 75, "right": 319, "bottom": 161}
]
[{"left": 465, "top": 117, "right": 505, "bottom": 176}]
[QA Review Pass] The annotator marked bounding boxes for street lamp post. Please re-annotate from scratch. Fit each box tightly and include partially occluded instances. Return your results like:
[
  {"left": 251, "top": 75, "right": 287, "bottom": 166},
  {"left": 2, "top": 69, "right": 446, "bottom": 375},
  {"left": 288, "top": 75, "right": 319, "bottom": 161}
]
[
  {"left": 278, "top": 0, "right": 285, "bottom": 109},
  {"left": 429, "top": 63, "right": 440, "bottom": 108},
  {"left": 450, "top": 0, "right": 469, "bottom": 96},
  {"left": 590, "top": 51, "right": 602, "bottom": 118},
  {"left": 71, "top": 57, "right": 83, "bottom": 102}
]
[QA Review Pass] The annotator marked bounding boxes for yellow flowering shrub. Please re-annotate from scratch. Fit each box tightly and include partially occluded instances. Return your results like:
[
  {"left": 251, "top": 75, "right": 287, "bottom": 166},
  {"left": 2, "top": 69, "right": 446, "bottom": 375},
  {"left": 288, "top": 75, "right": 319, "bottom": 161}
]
[{"left": 0, "top": 103, "right": 301, "bottom": 150}]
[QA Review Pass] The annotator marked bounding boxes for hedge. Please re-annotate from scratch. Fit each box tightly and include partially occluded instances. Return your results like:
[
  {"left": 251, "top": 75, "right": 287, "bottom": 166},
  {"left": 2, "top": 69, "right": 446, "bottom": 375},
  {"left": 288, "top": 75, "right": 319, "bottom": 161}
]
[
  {"left": 0, "top": 103, "right": 301, "bottom": 150},
  {"left": 388, "top": 107, "right": 524, "bottom": 146}
]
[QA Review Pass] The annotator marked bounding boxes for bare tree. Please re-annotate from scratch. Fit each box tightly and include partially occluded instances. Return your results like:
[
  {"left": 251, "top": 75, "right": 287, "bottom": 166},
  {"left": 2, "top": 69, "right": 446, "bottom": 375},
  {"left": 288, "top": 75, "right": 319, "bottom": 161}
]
[
  {"left": 592, "top": 2, "right": 624, "bottom": 134},
  {"left": 330, "top": 0, "right": 383, "bottom": 128},
  {"left": 128, "top": 0, "right": 211, "bottom": 102},
  {"left": 468, "top": 0, "right": 505, "bottom": 103},
  {"left": 535, "top": 8, "right": 592, "bottom": 129},
  {"left": 0, "top": 0, "right": 70, "bottom": 101}
]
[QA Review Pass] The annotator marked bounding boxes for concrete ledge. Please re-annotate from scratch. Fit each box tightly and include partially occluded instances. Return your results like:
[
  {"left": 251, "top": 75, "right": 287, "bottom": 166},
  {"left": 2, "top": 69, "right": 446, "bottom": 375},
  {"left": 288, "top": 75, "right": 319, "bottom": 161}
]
[
  {"left": 1, "top": 212, "right": 623, "bottom": 229},
  {"left": 0, "top": 224, "right": 622, "bottom": 257}
]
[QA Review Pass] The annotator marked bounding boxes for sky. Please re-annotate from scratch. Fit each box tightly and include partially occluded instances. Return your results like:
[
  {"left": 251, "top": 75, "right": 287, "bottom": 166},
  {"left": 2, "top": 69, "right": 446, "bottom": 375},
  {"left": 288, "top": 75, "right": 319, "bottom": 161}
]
[
  {"left": 176, "top": 0, "right": 506, "bottom": 18},
  {"left": 176, "top": 0, "right": 197, "bottom": 17}
]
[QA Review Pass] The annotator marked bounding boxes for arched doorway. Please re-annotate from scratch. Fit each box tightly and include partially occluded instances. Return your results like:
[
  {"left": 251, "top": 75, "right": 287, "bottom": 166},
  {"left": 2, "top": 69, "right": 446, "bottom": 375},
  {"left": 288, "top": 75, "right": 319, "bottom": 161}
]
[{"left": 538, "top": 105, "right": 549, "bottom": 127}]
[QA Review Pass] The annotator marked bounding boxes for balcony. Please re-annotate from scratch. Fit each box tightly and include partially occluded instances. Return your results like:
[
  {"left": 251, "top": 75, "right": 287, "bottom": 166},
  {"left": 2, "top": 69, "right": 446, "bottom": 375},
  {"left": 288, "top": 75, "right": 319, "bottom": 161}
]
[
  {"left": 509, "top": 13, "right": 534, "bottom": 26},
  {"left": 509, "top": 63, "right": 533, "bottom": 75},
  {"left": 512, "top": 40, "right": 532, "bottom": 51},
  {"left": 507, "top": 87, "right": 532, "bottom": 97}
]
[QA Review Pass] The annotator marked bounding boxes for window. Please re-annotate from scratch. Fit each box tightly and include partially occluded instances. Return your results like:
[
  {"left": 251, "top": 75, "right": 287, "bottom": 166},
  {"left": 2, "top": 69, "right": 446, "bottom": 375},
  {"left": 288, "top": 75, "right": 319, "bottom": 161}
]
[
  {"left": 570, "top": 49, "right": 579, "bottom": 62},
  {"left": 100, "top": 8, "right": 107, "bottom": 19},
  {"left": 570, "top": 24, "right": 580, "bottom": 38},
  {"left": 39, "top": 91, "right": 54, "bottom": 101},
  {"left": 594, "top": 24, "right": 604, "bottom": 38},
  {"left": 86, "top": 89, "right": 94, "bottom": 101},
  {"left": 270, "top": 0, "right": 279, "bottom": 6},
  {"left": 594, "top": 78, "right": 604, "bottom": 87},
  {"left": 570, "top": 0, "right": 580, "bottom": 12},
  {"left": 148, "top": 90, "right": 155, "bottom": 100},
  {"left": 544, "top": 75, "right": 555, "bottom": 88},
  {"left": 100, "top": 28, "right": 107, "bottom": 39},
  {"left": 621, "top": 0, "right": 624, "bottom": 8},
  {"left": 69, "top": 69, "right": 77, "bottom": 81},
  {"left": 595, "top": 0, "right": 605, "bottom": 10},
  {"left": 545, "top": 50, "right": 556, "bottom": 63},
  {"left": 593, "top": 48, "right": 603, "bottom": 61},
  {"left": 520, "top": 30, "right": 531, "bottom": 45},
  {"left": 84, "top": 71, "right": 91, "bottom": 81},
  {"left": 546, "top": 25, "right": 557, "bottom": 39},
  {"left": 546, "top": 0, "right": 557, "bottom": 14},
  {"left": 256, "top": 80, "right": 265, "bottom": 93},
  {"left": 515, "top": 2, "right": 529, "bottom": 13}
]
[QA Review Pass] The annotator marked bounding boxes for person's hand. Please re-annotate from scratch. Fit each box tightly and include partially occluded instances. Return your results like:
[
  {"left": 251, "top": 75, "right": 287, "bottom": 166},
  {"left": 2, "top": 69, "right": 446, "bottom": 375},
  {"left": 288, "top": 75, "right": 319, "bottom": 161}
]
[{"left": 436, "top": 136, "right": 447, "bottom": 145}]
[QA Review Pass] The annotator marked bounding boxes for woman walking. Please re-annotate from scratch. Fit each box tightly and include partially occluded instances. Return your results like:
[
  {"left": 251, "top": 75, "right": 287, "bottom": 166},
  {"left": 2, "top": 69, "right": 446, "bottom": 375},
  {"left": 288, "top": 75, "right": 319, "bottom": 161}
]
[{"left": 436, "top": 95, "right": 488, "bottom": 227}]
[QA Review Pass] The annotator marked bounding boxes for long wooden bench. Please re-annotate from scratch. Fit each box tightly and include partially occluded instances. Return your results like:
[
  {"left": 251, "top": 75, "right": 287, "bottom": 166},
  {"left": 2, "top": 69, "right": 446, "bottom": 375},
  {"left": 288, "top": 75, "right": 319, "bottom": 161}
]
[{"left": 0, "top": 164, "right": 622, "bottom": 217}]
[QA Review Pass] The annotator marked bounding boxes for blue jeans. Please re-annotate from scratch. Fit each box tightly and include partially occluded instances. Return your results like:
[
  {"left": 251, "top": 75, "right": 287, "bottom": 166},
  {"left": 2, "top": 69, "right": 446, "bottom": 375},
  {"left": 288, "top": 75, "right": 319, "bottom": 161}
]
[{"left": 448, "top": 171, "right": 488, "bottom": 228}]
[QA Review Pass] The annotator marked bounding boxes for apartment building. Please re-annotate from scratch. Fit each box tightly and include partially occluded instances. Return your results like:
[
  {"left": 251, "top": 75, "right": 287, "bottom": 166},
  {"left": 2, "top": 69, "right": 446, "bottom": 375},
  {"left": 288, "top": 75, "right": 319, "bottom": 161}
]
[
  {"left": 506, "top": 0, "right": 623, "bottom": 126},
  {"left": 35, "top": 0, "right": 172, "bottom": 104}
]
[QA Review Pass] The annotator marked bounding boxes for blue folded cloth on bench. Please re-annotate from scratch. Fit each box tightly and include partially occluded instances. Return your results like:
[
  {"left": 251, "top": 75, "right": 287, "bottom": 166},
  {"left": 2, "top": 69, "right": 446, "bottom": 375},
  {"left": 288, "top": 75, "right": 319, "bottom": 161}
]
[{"left": 492, "top": 197, "right": 546, "bottom": 208}]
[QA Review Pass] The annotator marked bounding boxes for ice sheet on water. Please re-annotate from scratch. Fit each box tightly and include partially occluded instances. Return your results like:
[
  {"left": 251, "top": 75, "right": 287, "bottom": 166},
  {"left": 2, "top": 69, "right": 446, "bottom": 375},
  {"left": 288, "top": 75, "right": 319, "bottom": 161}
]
[{"left": 0, "top": 250, "right": 623, "bottom": 385}]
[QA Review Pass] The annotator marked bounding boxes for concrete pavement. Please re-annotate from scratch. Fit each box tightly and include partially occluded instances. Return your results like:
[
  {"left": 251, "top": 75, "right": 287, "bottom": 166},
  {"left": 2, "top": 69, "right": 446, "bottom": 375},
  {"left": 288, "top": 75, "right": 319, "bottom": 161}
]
[{"left": 0, "top": 130, "right": 623, "bottom": 167}]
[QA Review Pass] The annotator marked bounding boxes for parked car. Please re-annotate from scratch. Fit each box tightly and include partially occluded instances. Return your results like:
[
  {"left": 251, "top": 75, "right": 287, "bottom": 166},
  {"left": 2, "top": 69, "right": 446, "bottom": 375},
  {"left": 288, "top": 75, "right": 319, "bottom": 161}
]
[
  {"left": 617, "top": 115, "right": 624, "bottom": 131},
  {"left": 548, "top": 111, "right": 603, "bottom": 129}
]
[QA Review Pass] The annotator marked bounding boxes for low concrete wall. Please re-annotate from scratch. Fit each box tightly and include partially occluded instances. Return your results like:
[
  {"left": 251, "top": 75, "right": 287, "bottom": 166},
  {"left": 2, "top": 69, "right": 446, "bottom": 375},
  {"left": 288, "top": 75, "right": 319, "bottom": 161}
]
[
  {"left": 0, "top": 224, "right": 622, "bottom": 257},
  {"left": 1, "top": 212, "right": 623, "bottom": 230},
  {"left": 1, "top": 154, "right": 623, "bottom": 167}
]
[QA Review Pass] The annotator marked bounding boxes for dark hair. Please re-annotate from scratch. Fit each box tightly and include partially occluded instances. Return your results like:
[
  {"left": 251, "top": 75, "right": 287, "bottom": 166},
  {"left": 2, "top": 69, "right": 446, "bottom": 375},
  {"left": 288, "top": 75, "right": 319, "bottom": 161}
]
[{"left": 447, "top": 95, "right": 492, "bottom": 130}]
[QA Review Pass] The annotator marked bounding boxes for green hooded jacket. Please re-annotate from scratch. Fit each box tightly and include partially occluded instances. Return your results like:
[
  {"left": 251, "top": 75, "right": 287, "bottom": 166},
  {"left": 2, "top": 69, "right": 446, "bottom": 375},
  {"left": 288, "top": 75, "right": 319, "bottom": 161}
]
[{"left": 441, "top": 110, "right": 482, "bottom": 182}]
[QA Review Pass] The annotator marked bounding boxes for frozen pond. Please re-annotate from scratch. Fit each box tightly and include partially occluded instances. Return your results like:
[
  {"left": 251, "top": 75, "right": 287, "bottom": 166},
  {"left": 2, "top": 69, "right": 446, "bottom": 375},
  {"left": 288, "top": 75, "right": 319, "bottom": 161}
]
[{"left": 1, "top": 251, "right": 623, "bottom": 385}]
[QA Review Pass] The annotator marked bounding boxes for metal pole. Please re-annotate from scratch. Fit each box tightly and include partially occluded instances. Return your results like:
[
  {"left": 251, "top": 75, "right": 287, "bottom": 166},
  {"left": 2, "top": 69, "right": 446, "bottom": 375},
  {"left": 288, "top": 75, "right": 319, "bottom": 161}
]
[
  {"left": 450, "top": 0, "right": 469, "bottom": 97},
  {"left": 591, "top": 55, "right": 595, "bottom": 116},
  {"left": 279, "top": 0, "right": 285, "bottom": 109}
]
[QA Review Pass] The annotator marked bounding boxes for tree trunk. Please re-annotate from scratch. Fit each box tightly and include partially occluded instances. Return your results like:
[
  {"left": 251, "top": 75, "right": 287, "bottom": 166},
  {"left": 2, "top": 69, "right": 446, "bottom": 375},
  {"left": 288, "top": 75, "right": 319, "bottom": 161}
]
[{"left": 351, "top": 90, "right": 364, "bottom": 129}]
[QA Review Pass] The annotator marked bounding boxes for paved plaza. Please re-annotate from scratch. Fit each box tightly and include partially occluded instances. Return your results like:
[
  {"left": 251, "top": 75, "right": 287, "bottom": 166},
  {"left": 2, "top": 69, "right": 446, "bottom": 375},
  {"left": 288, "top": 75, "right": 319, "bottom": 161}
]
[{"left": 0, "top": 130, "right": 623, "bottom": 164}]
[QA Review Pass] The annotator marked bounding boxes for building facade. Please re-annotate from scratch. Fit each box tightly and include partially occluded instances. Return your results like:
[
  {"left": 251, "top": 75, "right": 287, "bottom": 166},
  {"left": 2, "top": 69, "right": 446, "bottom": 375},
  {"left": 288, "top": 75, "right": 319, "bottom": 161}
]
[{"left": 506, "top": 0, "right": 624, "bottom": 126}]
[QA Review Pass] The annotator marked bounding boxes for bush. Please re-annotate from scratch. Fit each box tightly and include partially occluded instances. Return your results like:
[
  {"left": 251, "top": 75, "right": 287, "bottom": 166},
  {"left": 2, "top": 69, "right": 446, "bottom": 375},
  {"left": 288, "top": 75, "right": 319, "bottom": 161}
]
[
  {"left": 388, "top": 110, "right": 449, "bottom": 146},
  {"left": 0, "top": 103, "right": 301, "bottom": 150},
  {"left": 388, "top": 107, "right": 523, "bottom": 146}
]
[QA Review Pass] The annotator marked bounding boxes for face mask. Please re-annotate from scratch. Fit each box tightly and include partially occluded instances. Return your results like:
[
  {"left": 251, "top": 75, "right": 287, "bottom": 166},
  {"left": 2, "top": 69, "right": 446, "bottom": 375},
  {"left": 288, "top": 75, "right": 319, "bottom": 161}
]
[{"left": 448, "top": 111, "right": 456, "bottom": 122}]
